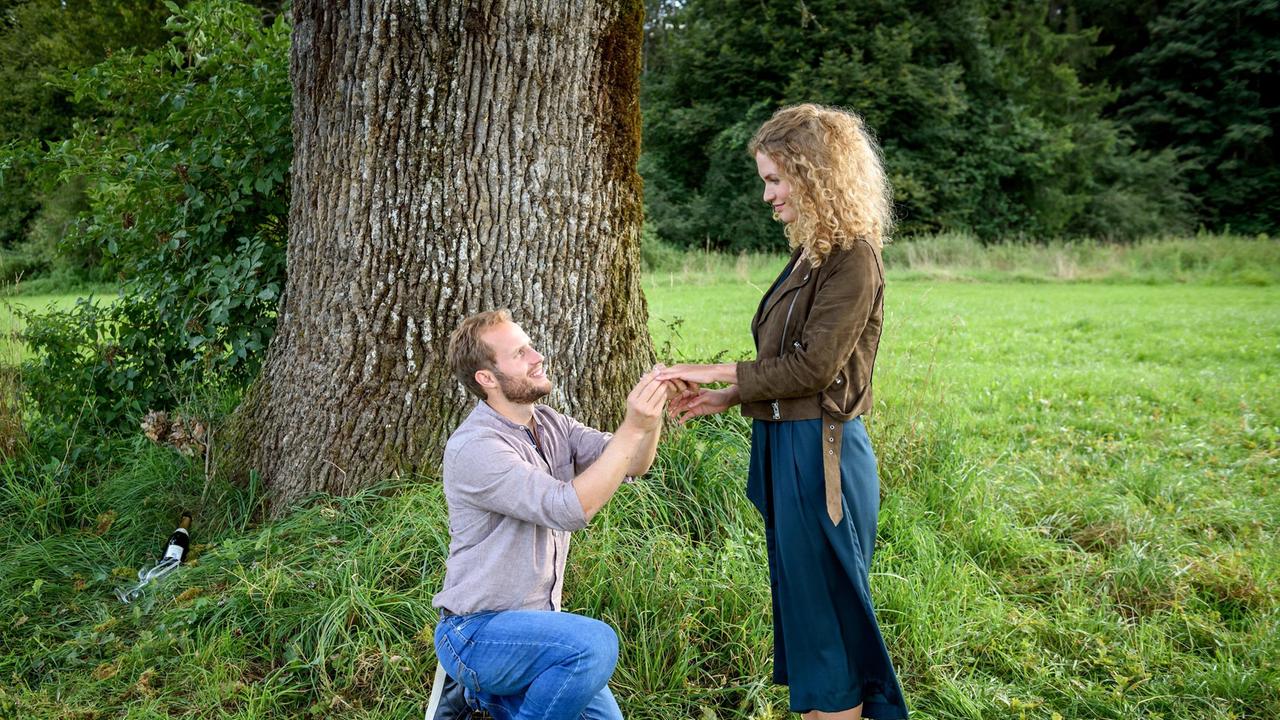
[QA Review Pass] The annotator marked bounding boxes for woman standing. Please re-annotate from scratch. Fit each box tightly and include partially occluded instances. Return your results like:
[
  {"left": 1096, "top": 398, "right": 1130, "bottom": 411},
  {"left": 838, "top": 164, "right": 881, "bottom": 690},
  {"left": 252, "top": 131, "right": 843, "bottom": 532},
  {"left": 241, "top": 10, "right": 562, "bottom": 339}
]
[{"left": 660, "top": 104, "right": 907, "bottom": 719}]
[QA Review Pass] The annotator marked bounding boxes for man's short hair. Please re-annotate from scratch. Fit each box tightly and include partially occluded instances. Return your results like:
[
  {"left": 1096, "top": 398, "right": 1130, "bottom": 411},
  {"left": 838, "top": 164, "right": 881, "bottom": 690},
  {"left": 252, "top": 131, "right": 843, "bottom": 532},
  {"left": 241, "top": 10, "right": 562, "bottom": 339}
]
[{"left": 448, "top": 309, "right": 513, "bottom": 399}]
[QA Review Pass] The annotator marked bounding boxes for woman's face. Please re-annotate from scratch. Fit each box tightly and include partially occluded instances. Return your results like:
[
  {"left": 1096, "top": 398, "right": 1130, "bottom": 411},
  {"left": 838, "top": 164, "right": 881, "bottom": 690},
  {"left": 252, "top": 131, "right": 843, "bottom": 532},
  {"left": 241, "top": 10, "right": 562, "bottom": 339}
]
[{"left": 755, "top": 151, "right": 797, "bottom": 224}]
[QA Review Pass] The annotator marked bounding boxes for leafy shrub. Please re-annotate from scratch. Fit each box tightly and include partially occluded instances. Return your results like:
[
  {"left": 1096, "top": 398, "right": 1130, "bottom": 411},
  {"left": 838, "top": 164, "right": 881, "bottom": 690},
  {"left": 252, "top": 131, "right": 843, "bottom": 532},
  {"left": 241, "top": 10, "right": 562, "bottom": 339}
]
[
  {"left": 19, "top": 0, "right": 291, "bottom": 427},
  {"left": 0, "top": 0, "right": 175, "bottom": 251}
]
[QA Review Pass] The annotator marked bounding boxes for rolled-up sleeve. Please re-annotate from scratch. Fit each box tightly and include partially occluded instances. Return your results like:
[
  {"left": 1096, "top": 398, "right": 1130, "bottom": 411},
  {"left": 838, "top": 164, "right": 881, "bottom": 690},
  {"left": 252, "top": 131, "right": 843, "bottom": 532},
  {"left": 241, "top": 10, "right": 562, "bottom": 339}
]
[{"left": 445, "top": 437, "right": 588, "bottom": 532}]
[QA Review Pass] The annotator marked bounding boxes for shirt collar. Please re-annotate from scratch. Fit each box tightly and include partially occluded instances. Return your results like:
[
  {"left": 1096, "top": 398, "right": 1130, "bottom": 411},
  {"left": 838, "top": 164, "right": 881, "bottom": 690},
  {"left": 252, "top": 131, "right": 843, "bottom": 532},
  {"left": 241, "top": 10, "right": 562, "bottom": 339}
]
[{"left": 475, "top": 399, "right": 545, "bottom": 431}]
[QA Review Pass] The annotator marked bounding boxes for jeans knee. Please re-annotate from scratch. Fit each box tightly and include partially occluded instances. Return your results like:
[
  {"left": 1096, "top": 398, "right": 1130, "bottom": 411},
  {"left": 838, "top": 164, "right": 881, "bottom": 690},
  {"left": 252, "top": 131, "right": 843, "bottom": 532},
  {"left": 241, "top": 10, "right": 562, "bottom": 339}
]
[{"left": 575, "top": 619, "right": 619, "bottom": 682}]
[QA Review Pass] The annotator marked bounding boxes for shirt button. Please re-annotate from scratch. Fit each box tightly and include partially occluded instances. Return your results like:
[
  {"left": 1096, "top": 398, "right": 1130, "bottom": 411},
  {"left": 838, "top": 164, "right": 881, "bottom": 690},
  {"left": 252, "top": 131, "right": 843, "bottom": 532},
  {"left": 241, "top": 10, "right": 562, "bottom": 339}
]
[
  {"left": 828, "top": 449, "right": 834, "bottom": 455},
  {"left": 829, "top": 424, "right": 835, "bottom": 430},
  {"left": 827, "top": 436, "right": 834, "bottom": 443}
]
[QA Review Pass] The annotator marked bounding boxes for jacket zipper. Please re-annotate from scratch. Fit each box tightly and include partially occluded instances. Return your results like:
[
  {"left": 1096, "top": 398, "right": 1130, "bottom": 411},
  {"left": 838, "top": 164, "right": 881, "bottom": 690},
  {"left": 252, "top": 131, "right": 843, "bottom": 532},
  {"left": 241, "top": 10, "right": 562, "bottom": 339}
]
[
  {"left": 771, "top": 273, "right": 808, "bottom": 421},
  {"left": 779, "top": 290, "right": 801, "bottom": 357}
]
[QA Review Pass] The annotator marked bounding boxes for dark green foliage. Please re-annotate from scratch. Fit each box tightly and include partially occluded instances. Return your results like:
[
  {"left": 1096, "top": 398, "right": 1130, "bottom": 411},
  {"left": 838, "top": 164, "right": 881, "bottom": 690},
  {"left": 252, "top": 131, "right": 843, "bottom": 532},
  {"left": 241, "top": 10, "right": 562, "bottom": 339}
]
[
  {"left": 0, "top": 1, "right": 174, "bottom": 253},
  {"left": 1060, "top": 0, "right": 1162, "bottom": 94},
  {"left": 1118, "top": 0, "right": 1280, "bottom": 234},
  {"left": 0, "top": 176, "right": 100, "bottom": 285},
  {"left": 18, "top": 0, "right": 291, "bottom": 427},
  {"left": 641, "top": 0, "right": 1193, "bottom": 249}
]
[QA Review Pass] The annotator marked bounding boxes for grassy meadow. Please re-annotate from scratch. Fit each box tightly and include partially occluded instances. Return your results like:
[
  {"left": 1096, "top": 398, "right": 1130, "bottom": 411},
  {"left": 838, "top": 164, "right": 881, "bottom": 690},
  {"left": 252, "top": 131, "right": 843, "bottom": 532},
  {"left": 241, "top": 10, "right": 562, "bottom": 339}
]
[{"left": 1, "top": 237, "right": 1277, "bottom": 718}]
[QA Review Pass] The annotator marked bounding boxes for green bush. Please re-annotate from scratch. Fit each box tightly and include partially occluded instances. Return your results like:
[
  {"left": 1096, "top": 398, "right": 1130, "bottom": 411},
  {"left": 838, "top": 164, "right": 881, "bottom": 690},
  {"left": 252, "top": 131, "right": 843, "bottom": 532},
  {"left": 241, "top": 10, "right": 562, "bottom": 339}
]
[
  {"left": 0, "top": 0, "right": 175, "bottom": 249},
  {"left": 19, "top": 0, "right": 291, "bottom": 427}
]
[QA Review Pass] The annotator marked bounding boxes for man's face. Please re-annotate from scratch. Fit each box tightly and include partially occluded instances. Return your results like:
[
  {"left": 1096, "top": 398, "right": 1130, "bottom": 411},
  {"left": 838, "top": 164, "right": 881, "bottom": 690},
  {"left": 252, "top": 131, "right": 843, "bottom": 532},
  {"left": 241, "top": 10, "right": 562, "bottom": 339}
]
[{"left": 479, "top": 320, "right": 552, "bottom": 404}]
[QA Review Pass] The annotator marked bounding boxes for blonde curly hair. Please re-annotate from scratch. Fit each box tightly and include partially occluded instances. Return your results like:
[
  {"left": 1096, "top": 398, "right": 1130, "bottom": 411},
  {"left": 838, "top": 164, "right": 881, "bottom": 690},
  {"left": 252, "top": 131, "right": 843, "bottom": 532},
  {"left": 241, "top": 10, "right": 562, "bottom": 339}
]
[{"left": 749, "top": 104, "right": 893, "bottom": 264}]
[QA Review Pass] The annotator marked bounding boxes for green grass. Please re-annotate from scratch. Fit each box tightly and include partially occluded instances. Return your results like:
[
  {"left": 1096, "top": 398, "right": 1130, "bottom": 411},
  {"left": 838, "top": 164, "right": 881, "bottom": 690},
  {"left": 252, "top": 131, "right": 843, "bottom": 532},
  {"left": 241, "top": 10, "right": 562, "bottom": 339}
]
[
  {"left": 2, "top": 293, "right": 91, "bottom": 332},
  {"left": 1, "top": 239, "right": 1278, "bottom": 718}
]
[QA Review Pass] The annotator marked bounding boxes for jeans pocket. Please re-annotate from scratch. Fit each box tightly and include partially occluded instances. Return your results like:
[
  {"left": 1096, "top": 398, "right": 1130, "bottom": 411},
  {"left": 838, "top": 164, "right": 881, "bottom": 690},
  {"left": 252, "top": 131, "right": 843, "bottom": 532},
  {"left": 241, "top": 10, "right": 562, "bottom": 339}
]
[{"left": 436, "top": 616, "right": 489, "bottom": 694}]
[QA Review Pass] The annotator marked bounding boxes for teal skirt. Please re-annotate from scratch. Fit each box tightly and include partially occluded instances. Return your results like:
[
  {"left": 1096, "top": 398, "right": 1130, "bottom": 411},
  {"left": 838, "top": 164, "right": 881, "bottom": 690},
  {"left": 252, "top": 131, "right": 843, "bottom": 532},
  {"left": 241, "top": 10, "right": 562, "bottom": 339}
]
[{"left": 747, "top": 417, "right": 908, "bottom": 718}]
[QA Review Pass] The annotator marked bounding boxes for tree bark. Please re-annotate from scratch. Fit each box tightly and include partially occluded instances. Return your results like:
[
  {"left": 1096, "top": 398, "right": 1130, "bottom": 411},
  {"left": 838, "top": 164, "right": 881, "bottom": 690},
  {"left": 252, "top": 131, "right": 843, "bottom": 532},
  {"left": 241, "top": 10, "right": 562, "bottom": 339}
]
[{"left": 222, "top": 0, "right": 651, "bottom": 512}]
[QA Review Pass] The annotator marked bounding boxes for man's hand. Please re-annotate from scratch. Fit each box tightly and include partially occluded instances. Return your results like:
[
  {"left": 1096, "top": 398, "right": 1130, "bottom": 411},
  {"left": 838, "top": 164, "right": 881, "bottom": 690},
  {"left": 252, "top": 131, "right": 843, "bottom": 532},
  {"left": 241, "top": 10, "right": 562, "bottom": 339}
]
[
  {"left": 662, "top": 376, "right": 697, "bottom": 405},
  {"left": 622, "top": 367, "right": 671, "bottom": 433},
  {"left": 572, "top": 366, "right": 677, "bottom": 520}
]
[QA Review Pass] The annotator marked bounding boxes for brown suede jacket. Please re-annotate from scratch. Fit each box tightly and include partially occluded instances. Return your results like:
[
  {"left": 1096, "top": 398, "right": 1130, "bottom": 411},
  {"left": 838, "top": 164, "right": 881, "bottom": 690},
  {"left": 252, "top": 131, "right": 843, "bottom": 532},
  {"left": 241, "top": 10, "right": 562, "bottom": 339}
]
[{"left": 736, "top": 239, "right": 885, "bottom": 524}]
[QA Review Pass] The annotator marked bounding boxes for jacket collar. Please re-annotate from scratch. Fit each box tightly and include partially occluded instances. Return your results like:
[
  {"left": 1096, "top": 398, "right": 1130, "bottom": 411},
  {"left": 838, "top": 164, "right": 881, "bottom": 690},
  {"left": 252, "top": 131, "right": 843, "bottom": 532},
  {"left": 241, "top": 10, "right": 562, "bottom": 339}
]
[{"left": 755, "top": 247, "right": 814, "bottom": 325}]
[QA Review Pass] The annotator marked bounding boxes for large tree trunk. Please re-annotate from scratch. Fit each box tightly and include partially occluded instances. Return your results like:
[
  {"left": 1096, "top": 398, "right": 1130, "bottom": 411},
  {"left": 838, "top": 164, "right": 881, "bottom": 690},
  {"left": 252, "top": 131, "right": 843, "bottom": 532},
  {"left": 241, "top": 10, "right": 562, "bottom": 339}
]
[{"left": 222, "top": 0, "right": 651, "bottom": 512}]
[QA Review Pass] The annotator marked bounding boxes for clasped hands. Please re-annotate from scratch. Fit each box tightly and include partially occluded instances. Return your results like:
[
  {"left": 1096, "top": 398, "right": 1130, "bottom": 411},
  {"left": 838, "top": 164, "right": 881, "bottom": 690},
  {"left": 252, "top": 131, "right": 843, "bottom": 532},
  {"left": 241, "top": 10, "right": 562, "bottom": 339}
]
[{"left": 625, "top": 362, "right": 740, "bottom": 426}]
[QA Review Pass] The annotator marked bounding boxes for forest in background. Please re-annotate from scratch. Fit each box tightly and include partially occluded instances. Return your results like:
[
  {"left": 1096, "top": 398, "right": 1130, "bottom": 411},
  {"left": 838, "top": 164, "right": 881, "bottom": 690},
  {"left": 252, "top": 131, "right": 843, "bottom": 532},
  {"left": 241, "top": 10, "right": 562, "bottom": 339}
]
[
  {"left": 639, "top": 0, "right": 1278, "bottom": 249},
  {"left": 2, "top": 0, "right": 1278, "bottom": 278}
]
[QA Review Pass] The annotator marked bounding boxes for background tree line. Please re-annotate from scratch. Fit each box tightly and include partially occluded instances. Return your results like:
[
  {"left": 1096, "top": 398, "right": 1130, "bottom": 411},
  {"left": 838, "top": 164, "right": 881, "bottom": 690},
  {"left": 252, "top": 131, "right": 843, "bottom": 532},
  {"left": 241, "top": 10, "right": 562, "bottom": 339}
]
[
  {"left": 640, "top": 0, "right": 1278, "bottom": 250},
  {"left": 5, "top": 1, "right": 1278, "bottom": 266}
]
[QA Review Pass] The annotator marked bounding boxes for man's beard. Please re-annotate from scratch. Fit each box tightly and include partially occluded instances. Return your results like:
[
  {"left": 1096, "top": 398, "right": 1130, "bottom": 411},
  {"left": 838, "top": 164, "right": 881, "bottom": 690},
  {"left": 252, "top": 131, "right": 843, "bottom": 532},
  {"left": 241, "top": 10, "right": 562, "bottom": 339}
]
[{"left": 493, "top": 368, "right": 551, "bottom": 404}]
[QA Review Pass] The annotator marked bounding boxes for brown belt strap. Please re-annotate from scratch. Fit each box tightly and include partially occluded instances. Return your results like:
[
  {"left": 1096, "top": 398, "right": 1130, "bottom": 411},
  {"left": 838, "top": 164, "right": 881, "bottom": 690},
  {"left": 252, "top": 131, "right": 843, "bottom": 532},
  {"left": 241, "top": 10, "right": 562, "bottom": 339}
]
[{"left": 821, "top": 410, "right": 844, "bottom": 526}]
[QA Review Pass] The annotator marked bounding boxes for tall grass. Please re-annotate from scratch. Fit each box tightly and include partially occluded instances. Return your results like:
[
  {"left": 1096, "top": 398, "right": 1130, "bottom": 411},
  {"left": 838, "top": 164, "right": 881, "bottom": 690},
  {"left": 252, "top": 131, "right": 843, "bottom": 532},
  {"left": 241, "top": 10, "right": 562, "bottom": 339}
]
[
  {"left": 884, "top": 232, "right": 1279, "bottom": 285},
  {"left": 642, "top": 232, "right": 1280, "bottom": 286},
  {"left": 0, "top": 344, "right": 23, "bottom": 460}
]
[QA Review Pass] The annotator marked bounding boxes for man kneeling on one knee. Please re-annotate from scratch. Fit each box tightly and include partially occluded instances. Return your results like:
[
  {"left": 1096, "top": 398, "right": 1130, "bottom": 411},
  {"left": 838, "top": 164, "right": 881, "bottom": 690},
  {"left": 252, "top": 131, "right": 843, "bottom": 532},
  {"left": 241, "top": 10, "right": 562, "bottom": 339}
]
[{"left": 432, "top": 309, "right": 677, "bottom": 720}]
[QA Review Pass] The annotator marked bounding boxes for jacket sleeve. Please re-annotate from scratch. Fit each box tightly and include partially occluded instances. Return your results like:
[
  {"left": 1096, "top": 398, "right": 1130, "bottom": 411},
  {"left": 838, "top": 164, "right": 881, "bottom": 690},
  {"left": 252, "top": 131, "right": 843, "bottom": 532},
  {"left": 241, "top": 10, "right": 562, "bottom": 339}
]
[{"left": 736, "top": 242, "right": 881, "bottom": 403}]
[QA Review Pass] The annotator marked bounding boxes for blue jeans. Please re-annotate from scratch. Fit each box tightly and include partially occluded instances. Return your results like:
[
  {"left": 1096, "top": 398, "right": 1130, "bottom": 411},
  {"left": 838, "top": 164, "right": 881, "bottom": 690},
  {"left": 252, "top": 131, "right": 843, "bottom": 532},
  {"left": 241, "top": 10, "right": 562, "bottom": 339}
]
[{"left": 433, "top": 609, "right": 623, "bottom": 720}]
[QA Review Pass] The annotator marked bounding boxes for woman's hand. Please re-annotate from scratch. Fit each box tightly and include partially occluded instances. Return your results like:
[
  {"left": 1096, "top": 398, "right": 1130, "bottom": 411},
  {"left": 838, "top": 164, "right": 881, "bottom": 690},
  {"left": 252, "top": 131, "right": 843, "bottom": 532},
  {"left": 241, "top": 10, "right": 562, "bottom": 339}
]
[
  {"left": 669, "top": 386, "right": 740, "bottom": 423},
  {"left": 655, "top": 362, "right": 737, "bottom": 386}
]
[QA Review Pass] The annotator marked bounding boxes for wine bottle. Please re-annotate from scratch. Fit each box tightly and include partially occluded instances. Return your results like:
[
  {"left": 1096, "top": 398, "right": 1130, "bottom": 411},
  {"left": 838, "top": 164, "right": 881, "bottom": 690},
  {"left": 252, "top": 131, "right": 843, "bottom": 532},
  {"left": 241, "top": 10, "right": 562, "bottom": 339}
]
[{"left": 160, "top": 512, "right": 193, "bottom": 564}]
